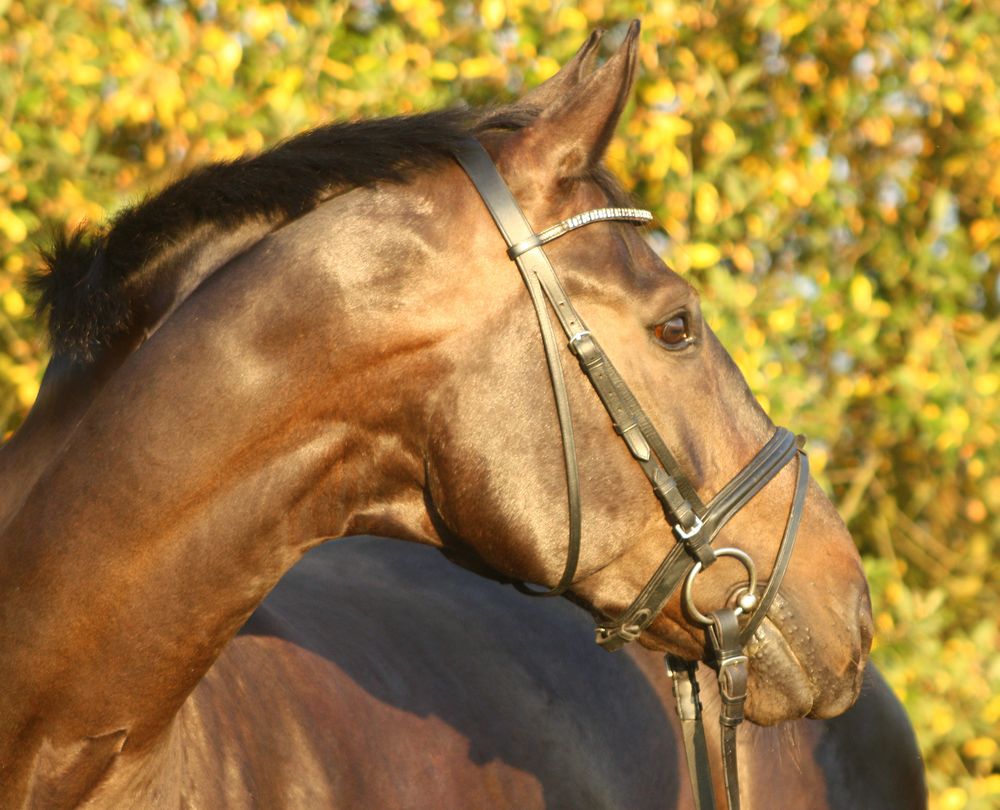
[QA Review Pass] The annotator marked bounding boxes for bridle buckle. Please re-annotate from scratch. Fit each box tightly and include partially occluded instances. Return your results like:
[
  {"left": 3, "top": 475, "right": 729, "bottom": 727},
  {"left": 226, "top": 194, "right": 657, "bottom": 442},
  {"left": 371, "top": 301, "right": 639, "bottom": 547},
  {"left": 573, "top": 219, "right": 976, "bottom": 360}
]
[{"left": 672, "top": 514, "right": 704, "bottom": 542}]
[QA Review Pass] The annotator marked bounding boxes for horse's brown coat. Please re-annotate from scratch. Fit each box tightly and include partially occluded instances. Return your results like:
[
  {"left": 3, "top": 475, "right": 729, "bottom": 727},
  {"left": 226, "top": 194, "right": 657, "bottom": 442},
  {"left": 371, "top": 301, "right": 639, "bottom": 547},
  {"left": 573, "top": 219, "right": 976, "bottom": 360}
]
[
  {"left": 0, "top": 24, "right": 908, "bottom": 807},
  {"left": 86, "top": 538, "right": 920, "bottom": 809}
]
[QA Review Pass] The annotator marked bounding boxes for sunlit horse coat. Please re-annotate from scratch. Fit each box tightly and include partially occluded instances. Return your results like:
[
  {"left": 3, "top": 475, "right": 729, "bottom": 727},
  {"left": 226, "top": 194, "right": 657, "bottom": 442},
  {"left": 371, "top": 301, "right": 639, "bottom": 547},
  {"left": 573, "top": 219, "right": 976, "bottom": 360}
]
[{"left": 0, "top": 23, "right": 924, "bottom": 808}]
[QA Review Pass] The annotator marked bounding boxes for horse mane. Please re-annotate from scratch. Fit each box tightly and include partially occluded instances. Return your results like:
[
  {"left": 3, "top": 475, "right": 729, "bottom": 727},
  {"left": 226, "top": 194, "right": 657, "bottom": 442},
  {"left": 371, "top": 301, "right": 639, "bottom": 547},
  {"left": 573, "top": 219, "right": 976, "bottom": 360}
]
[
  {"left": 32, "top": 103, "right": 631, "bottom": 365},
  {"left": 30, "top": 106, "right": 541, "bottom": 364}
]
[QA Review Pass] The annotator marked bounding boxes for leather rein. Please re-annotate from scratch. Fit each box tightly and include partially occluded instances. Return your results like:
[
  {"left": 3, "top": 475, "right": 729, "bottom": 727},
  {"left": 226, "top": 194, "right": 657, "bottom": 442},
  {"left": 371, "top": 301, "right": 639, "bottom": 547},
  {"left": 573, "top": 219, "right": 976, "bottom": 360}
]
[{"left": 453, "top": 139, "right": 809, "bottom": 810}]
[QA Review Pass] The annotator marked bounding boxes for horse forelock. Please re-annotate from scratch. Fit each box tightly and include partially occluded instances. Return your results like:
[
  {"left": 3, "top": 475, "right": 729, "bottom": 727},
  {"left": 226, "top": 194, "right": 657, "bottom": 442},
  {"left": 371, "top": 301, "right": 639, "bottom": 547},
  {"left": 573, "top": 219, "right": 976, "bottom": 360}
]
[{"left": 33, "top": 106, "right": 558, "bottom": 365}]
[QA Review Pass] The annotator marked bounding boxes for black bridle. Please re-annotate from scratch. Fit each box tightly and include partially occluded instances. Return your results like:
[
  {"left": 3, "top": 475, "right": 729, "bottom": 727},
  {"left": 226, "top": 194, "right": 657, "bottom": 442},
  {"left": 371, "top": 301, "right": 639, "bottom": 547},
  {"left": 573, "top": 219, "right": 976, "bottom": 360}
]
[{"left": 454, "top": 139, "right": 809, "bottom": 810}]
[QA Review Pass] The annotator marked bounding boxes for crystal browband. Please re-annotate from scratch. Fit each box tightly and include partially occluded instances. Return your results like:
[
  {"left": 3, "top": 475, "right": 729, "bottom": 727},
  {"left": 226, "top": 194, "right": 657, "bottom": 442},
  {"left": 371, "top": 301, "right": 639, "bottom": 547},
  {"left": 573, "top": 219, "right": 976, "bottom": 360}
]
[{"left": 507, "top": 207, "right": 654, "bottom": 260}]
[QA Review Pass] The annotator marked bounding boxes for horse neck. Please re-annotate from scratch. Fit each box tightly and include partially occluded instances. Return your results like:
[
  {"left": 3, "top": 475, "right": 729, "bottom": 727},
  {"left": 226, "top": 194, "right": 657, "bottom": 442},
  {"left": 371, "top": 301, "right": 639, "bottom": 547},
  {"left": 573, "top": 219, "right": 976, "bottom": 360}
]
[
  {"left": 0, "top": 217, "right": 287, "bottom": 527},
  {"left": 0, "top": 181, "right": 453, "bottom": 805},
  {"left": 0, "top": 350, "right": 132, "bottom": 531}
]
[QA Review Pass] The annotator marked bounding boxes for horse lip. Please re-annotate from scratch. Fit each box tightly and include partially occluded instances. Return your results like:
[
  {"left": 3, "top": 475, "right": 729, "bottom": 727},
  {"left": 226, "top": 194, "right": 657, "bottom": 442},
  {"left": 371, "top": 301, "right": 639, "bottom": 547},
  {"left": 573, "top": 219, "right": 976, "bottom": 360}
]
[{"left": 742, "top": 616, "right": 817, "bottom": 723}]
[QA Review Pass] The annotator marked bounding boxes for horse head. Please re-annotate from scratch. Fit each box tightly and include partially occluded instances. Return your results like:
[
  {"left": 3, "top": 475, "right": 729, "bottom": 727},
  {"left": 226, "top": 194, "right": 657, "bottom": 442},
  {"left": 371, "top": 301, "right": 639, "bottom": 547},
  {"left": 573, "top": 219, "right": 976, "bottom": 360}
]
[{"left": 410, "top": 25, "right": 873, "bottom": 725}]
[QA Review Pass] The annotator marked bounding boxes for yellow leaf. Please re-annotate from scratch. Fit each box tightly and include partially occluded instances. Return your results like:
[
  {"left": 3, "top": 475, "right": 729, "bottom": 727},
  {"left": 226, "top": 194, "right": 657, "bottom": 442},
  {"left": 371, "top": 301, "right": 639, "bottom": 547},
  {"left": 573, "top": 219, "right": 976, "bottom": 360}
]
[
  {"left": 964, "top": 499, "right": 987, "bottom": 523},
  {"left": 703, "top": 120, "right": 735, "bottom": 156},
  {"left": 642, "top": 79, "right": 676, "bottom": 106},
  {"left": 460, "top": 56, "right": 500, "bottom": 80},
  {"left": 970, "top": 218, "right": 999, "bottom": 248},
  {"left": 2, "top": 289, "right": 25, "bottom": 317},
  {"left": 556, "top": 6, "right": 587, "bottom": 29},
  {"left": 17, "top": 379, "right": 39, "bottom": 408},
  {"left": 793, "top": 60, "right": 821, "bottom": 86},
  {"left": 730, "top": 244, "right": 754, "bottom": 273},
  {"left": 481, "top": 0, "right": 506, "bottom": 30},
  {"left": 146, "top": 143, "right": 165, "bottom": 169},
  {"left": 0, "top": 208, "right": 27, "bottom": 243},
  {"left": 850, "top": 275, "right": 873, "bottom": 312},
  {"left": 974, "top": 373, "right": 999, "bottom": 396},
  {"left": 947, "top": 405, "right": 970, "bottom": 434},
  {"left": 72, "top": 63, "right": 103, "bottom": 86},
  {"left": 670, "top": 147, "right": 690, "bottom": 177},
  {"left": 686, "top": 242, "right": 720, "bottom": 268},
  {"left": 778, "top": 12, "right": 809, "bottom": 38},
  {"left": 694, "top": 183, "right": 719, "bottom": 225},
  {"left": 533, "top": 56, "right": 560, "bottom": 82},
  {"left": 859, "top": 116, "right": 893, "bottom": 147},
  {"left": 215, "top": 37, "right": 243, "bottom": 77},
  {"left": 2, "top": 130, "right": 22, "bottom": 153},
  {"left": 323, "top": 60, "right": 354, "bottom": 82},
  {"left": 430, "top": 61, "right": 458, "bottom": 81},
  {"left": 938, "top": 788, "right": 967, "bottom": 810},
  {"left": 56, "top": 130, "right": 81, "bottom": 155},
  {"left": 354, "top": 54, "right": 379, "bottom": 74},
  {"left": 767, "top": 307, "right": 796, "bottom": 333},
  {"left": 941, "top": 88, "right": 965, "bottom": 115}
]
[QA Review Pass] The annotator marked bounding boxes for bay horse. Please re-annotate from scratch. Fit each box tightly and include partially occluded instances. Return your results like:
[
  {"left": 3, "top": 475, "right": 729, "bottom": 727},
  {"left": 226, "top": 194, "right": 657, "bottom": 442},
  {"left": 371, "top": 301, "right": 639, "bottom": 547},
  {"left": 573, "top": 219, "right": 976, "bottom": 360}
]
[
  {"left": 0, "top": 22, "right": 920, "bottom": 807},
  {"left": 221, "top": 535, "right": 922, "bottom": 808}
]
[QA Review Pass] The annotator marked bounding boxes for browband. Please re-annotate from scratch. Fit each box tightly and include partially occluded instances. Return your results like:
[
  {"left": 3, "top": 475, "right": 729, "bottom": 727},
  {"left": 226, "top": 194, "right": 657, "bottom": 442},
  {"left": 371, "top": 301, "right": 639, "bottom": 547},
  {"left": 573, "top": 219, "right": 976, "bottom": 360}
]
[{"left": 508, "top": 207, "right": 653, "bottom": 259}]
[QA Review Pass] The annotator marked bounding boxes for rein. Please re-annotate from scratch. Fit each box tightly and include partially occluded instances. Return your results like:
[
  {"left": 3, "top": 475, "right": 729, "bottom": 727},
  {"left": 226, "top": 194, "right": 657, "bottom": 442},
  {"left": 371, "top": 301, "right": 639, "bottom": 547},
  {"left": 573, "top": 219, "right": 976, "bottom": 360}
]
[{"left": 453, "top": 139, "right": 808, "bottom": 810}]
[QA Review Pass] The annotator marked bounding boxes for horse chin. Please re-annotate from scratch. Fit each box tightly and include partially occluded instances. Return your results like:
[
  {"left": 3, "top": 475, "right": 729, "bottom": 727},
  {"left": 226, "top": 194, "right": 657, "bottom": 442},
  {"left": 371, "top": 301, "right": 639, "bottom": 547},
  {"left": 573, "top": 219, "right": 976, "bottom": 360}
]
[{"left": 743, "top": 617, "right": 865, "bottom": 726}]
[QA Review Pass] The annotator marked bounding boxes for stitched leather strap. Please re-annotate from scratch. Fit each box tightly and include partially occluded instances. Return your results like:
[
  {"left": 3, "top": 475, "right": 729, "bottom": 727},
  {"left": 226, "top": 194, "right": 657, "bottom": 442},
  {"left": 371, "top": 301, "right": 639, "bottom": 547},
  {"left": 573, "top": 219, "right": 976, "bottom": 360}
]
[
  {"left": 453, "top": 140, "right": 583, "bottom": 596},
  {"left": 739, "top": 448, "right": 809, "bottom": 644},
  {"left": 709, "top": 609, "right": 748, "bottom": 810},
  {"left": 595, "top": 427, "right": 800, "bottom": 650},
  {"left": 666, "top": 655, "right": 717, "bottom": 810}
]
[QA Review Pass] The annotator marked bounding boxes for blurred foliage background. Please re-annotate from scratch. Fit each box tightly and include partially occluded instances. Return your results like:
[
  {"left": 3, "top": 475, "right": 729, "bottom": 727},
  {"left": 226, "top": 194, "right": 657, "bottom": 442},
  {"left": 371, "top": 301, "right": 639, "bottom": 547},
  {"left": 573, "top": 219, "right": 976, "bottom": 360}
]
[{"left": 1, "top": 0, "right": 997, "bottom": 806}]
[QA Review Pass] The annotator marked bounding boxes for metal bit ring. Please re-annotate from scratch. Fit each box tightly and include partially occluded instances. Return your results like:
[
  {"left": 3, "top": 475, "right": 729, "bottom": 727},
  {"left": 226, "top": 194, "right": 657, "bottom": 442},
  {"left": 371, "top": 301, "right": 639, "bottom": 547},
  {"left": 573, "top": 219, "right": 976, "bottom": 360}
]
[{"left": 682, "top": 547, "right": 758, "bottom": 626}]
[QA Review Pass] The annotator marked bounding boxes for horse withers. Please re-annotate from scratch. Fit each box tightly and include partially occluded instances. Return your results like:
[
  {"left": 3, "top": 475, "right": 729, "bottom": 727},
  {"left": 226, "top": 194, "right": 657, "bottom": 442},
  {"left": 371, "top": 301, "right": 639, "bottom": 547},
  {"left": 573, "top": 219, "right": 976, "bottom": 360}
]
[{"left": 0, "top": 22, "right": 918, "bottom": 808}]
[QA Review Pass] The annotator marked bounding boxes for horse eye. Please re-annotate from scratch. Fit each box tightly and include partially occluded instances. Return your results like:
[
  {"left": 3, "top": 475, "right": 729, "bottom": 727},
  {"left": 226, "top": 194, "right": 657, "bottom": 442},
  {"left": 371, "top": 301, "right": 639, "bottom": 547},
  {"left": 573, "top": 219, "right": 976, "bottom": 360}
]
[{"left": 653, "top": 315, "right": 691, "bottom": 349}]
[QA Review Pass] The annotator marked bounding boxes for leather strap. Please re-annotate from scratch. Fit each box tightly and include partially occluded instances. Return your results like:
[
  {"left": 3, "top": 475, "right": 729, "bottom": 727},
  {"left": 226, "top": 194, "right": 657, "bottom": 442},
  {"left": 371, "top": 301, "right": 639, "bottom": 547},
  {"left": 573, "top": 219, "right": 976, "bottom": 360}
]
[
  {"left": 666, "top": 655, "right": 717, "bottom": 810},
  {"left": 453, "top": 140, "right": 583, "bottom": 596},
  {"left": 508, "top": 207, "right": 653, "bottom": 259},
  {"left": 708, "top": 608, "right": 748, "bottom": 810},
  {"left": 595, "top": 427, "right": 799, "bottom": 651},
  {"left": 454, "top": 140, "right": 726, "bottom": 606},
  {"left": 453, "top": 138, "right": 805, "bottom": 632},
  {"left": 739, "top": 448, "right": 809, "bottom": 644}
]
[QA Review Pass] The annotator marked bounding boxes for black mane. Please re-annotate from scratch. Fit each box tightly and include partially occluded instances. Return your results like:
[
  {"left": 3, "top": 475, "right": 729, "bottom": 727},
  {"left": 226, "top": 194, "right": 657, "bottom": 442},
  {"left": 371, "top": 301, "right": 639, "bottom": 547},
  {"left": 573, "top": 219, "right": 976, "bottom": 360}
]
[
  {"left": 32, "top": 107, "right": 531, "bottom": 363},
  {"left": 31, "top": 104, "right": 635, "bottom": 364}
]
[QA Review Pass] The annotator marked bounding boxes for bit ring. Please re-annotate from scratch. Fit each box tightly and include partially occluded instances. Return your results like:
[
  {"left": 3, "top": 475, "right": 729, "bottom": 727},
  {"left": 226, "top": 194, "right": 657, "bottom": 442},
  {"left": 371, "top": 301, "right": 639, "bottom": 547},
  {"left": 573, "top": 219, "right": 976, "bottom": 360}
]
[{"left": 682, "top": 547, "right": 758, "bottom": 626}]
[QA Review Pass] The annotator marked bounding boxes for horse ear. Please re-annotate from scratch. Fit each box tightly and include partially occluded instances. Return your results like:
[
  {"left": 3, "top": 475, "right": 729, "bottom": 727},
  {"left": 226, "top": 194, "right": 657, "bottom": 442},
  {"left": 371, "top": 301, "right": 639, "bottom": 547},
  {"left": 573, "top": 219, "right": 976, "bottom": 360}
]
[
  {"left": 506, "top": 21, "right": 639, "bottom": 181},
  {"left": 516, "top": 29, "right": 604, "bottom": 111}
]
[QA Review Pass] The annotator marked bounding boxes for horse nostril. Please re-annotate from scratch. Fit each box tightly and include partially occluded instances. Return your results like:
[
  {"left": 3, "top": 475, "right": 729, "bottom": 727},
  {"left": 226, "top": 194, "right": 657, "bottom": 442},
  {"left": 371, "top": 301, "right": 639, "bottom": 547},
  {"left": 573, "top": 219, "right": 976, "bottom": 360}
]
[{"left": 856, "top": 588, "right": 874, "bottom": 658}]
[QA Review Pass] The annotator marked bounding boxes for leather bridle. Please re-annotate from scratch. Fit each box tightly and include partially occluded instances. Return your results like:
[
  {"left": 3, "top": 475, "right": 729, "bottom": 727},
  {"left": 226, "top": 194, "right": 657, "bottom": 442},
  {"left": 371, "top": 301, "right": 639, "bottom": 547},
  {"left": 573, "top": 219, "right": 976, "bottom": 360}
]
[{"left": 453, "top": 139, "right": 809, "bottom": 810}]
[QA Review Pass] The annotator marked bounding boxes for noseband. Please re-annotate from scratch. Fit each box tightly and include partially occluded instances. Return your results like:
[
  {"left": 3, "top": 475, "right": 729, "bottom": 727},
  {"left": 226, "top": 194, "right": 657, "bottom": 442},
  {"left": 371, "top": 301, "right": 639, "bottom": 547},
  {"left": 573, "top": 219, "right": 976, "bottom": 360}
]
[{"left": 454, "top": 139, "right": 808, "bottom": 810}]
